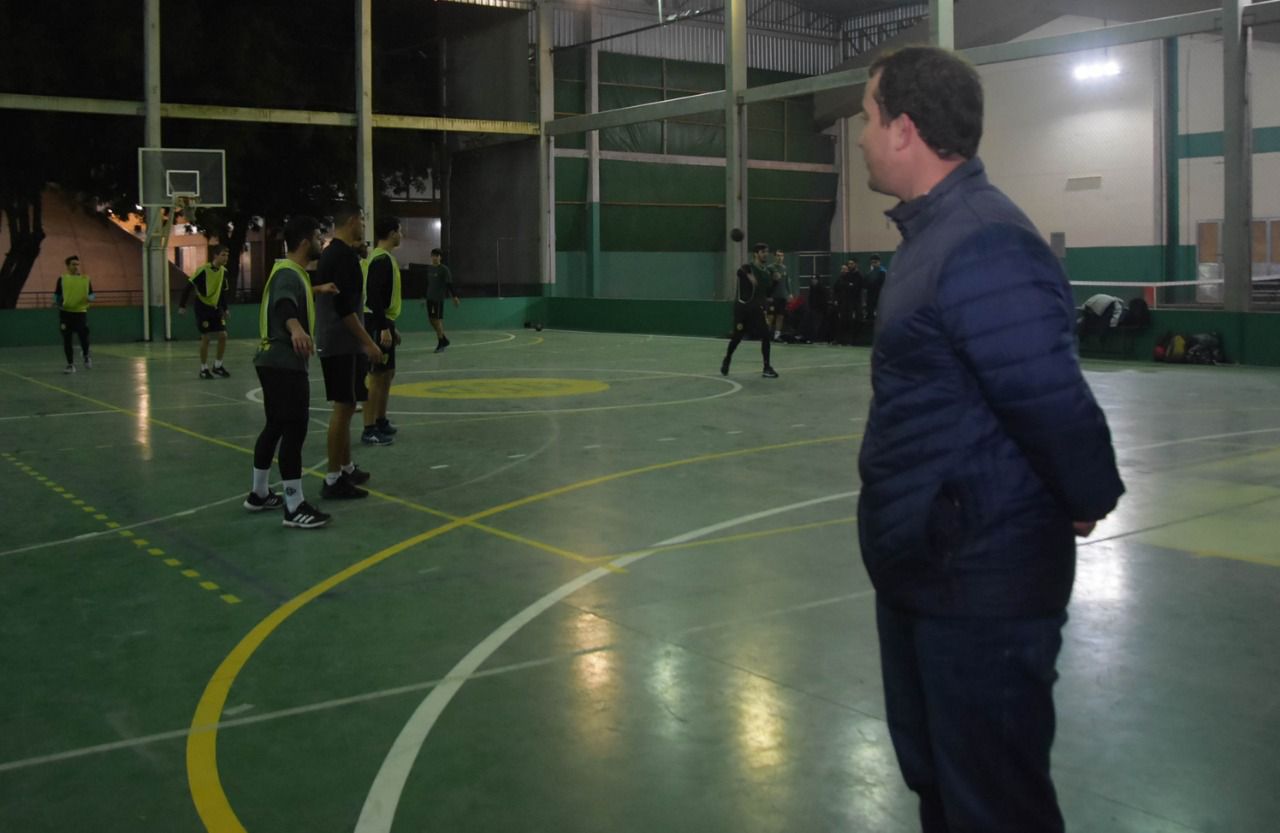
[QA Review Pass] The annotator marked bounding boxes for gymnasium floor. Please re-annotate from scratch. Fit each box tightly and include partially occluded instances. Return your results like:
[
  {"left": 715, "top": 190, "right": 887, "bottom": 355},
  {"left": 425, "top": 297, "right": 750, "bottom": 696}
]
[{"left": 1, "top": 328, "right": 1278, "bottom": 833}]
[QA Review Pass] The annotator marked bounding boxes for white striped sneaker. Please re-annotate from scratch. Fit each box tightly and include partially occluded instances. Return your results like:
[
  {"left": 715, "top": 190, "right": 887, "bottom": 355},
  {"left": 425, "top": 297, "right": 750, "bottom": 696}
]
[{"left": 283, "top": 501, "right": 331, "bottom": 529}]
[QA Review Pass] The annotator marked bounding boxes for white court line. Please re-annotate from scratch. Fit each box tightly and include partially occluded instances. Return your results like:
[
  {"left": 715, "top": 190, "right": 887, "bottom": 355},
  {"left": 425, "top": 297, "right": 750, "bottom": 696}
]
[
  {"left": 0, "top": 455, "right": 329, "bottom": 559},
  {"left": 353, "top": 490, "right": 859, "bottom": 833},
  {"left": 0, "top": 409, "right": 118, "bottom": 422},
  {"left": 1121, "top": 426, "right": 1280, "bottom": 453},
  {"left": 0, "top": 646, "right": 615, "bottom": 775},
  {"left": 674, "top": 590, "right": 876, "bottom": 636}
]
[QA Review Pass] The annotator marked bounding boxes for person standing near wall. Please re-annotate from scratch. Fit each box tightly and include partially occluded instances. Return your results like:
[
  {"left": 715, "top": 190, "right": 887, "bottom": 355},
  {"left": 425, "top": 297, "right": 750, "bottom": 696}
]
[
  {"left": 720, "top": 242, "right": 778, "bottom": 379},
  {"left": 864, "top": 254, "right": 886, "bottom": 324},
  {"left": 766, "top": 248, "right": 792, "bottom": 342},
  {"left": 314, "top": 203, "right": 384, "bottom": 500},
  {"left": 831, "top": 260, "right": 859, "bottom": 345},
  {"left": 177, "top": 244, "right": 232, "bottom": 379},
  {"left": 425, "top": 248, "right": 460, "bottom": 353},
  {"left": 361, "top": 217, "right": 404, "bottom": 446},
  {"left": 54, "top": 255, "right": 94, "bottom": 373},
  {"left": 855, "top": 46, "right": 1124, "bottom": 832}
]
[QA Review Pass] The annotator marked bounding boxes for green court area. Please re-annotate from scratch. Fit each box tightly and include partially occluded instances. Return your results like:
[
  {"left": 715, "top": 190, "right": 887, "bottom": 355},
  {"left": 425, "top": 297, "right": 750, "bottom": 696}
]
[{"left": 1, "top": 331, "right": 1278, "bottom": 832}]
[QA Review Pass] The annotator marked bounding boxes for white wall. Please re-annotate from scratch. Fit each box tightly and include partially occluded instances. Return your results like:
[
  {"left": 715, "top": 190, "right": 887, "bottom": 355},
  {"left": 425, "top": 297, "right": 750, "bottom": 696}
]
[
  {"left": 1178, "top": 33, "right": 1280, "bottom": 242},
  {"left": 838, "top": 16, "right": 1280, "bottom": 257}
]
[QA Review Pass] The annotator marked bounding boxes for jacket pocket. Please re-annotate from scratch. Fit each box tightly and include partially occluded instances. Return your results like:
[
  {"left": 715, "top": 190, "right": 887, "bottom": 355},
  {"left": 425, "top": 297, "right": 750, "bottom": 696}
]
[{"left": 926, "top": 482, "right": 965, "bottom": 565}]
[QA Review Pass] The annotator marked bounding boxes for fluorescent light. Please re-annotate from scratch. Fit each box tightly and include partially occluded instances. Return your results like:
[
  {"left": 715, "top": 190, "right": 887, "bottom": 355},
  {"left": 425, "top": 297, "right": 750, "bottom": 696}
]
[{"left": 1074, "top": 61, "right": 1121, "bottom": 81}]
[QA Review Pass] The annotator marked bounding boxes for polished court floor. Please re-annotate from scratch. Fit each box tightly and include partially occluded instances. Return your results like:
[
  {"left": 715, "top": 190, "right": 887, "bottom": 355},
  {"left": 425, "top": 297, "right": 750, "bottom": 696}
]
[{"left": 1, "top": 328, "right": 1278, "bottom": 832}]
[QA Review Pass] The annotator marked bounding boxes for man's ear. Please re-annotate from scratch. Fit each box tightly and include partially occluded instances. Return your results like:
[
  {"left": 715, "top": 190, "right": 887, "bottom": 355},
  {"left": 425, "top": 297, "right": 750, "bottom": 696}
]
[{"left": 890, "top": 112, "right": 916, "bottom": 153}]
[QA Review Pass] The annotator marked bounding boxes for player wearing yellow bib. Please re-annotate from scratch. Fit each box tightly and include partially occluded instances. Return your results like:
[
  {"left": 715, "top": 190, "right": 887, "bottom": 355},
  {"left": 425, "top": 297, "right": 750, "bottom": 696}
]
[
  {"left": 178, "top": 245, "right": 232, "bottom": 378},
  {"left": 360, "top": 217, "right": 404, "bottom": 445},
  {"left": 54, "top": 255, "right": 95, "bottom": 373},
  {"left": 245, "top": 215, "right": 338, "bottom": 528}
]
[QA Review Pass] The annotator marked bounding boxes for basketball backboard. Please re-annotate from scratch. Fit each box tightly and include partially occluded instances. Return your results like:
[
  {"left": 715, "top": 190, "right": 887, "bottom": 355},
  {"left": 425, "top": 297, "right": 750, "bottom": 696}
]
[{"left": 139, "top": 148, "right": 226, "bottom": 208}]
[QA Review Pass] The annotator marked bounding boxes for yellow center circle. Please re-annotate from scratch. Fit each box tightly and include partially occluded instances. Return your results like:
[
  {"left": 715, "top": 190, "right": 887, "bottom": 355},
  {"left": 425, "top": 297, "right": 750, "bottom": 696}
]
[{"left": 392, "top": 378, "right": 610, "bottom": 399}]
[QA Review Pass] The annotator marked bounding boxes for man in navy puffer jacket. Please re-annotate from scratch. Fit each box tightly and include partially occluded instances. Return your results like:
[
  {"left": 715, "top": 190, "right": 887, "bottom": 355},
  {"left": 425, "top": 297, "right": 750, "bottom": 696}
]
[{"left": 855, "top": 47, "right": 1124, "bottom": 832}]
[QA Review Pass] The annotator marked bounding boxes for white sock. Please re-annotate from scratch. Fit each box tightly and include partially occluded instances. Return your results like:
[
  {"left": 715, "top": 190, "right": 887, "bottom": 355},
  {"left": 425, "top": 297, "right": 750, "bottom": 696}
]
[
  {"left": 201, "top": 363, "right": 209, "bottom": 371},
  {"left": 341, "top": 462, "right": 355, "bottom": 475},
  {"left": 325, "top": 471, "right": 341, "bottom": 486},
  {"left": 283, "top": 479, "right": 304, "bottom": 511},
  {"left": 252, "top": 468, "right": 270, "bottom": 497},
  {"left": 214, "top": 359, "right": 223, "bottom": 368}
]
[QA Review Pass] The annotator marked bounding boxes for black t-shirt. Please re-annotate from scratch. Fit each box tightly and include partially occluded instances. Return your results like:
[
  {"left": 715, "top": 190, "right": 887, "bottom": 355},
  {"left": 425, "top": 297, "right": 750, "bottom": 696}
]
[
  {"left": 314, "top": 238, "right": 364, "bottom": 356},
  {"left": 366, "top": 256, "right": 394, "bottom": 331}
]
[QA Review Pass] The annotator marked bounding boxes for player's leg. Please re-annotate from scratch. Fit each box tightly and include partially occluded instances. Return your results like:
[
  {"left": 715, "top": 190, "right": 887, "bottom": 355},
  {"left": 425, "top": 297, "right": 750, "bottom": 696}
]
[{"left": 60, "top": 314, "right": 75, "bottom": 369}]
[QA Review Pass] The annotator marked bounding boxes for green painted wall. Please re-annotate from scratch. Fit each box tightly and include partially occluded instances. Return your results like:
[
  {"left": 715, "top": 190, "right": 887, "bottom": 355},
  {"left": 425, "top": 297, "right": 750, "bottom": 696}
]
[
  {"left": 547, "top": 298, "right": 730, "bottom": 338},
  {"left": 0, "top": 298, "right": 548, "bottom": 350},
  {"left": 594, "top": 252, "right": 723, "bottom": 299},
  {"left": 1176, "top": 126, "right": 1280, "bottom": 158},
  {"left": 1077, "top": 309, "right": 1280, "bottom": 366}
]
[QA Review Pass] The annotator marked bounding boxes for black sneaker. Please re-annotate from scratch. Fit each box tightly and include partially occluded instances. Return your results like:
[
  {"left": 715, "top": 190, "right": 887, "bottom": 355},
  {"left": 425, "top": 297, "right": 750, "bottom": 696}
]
[
  {"left": 321, "top": 474, "right": 369, "bottom": 499},
  {"left": 720, "top": 358, "right": 730, "bottom": 376},
  {"left": 762, "top": 366, "right": 779, "bottom": 378},
  {"left": 283, "top": 501, "right": 331, "bottom": 529},
  {"left": 434, "top": 341, "right": 446, "bottom": 354},
  {"left": 376, "top": 418, "right": 397, "bottom": 435},
  {"left": 212, "top": 366, "right": 231, "bottom": 378},
  {"left": 199, "top": 368, "right": 214, "bottom": 379},
  {"left": 361, "top": 428, "right": 394, "bottom": 446},
  {"left": 243, "top": 491, "right": 284, "bottom": 512},
  {"left": 347, "top": 465, "right": 371, "bottom": 485}
]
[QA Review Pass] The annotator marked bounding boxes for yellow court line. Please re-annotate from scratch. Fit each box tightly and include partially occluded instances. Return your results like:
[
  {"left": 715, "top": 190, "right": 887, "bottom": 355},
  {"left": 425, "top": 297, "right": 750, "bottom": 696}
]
[
  {"left": 0, "top": 367, "right": 597, "bottom": 568},
  {"left": 186, "top": 432, "right": 858, "bottom": 832}
]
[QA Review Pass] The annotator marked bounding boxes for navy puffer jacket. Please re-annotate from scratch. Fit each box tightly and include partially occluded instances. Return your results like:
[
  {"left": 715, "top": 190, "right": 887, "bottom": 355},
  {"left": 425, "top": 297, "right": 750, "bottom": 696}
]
[{"left": 857, "top": 158, "right": 1124, "bottom": 618}]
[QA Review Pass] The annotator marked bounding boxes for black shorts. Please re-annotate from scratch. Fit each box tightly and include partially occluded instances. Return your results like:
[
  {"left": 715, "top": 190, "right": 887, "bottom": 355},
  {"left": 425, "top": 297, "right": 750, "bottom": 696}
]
[
  {"left": 320, "top": 354, "right": 370, "bottom": 404},
  {"left": 196, "top": 307, "right": 227, "bottom": 334},
  {"left": 365, "top": 323, "right": 397, "bottom": 373},
  {"left": 256, "top": 366, "right": 310, "bottom": 423},
  {"left": 59, "top": 311, "right": 88, "bottom": 334},
  {"left": 768, "top": 297, "right": 788, "bottom": 316},
  {"left": 426, "top": 299, "right": 444, "bottom": 320},
  {"left": 732, "top": 303, "right": 769, "bottom": 339}
]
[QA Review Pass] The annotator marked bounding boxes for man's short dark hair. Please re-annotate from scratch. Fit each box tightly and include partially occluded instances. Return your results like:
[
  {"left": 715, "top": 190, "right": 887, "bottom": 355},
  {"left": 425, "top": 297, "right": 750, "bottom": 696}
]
[
  {"left": 283, "top": 215, "right": 321, "bottom": 252},
  {"left": 869, "top": 46, "right": 983, "bottom": 160},
  {"left": 209, "top": 244, "right": 229, "bottom": 257},
  {"left": 753, "top": 243, "right": 769, "bottom": 254},
  {"left": 331, "top": 202, "right": 362, "bottom": 228},
  {"left": 870, "top": 254, "right": 881, "bottom": 263},
  {"left": 375, "top": 217, "right": 401, "bottom": 241},
  {"left": 430, "top": 248, "right": 443, "bottom": 257},
  {"left": 65, "top": 255, "right": 79, "bottom": 267}
]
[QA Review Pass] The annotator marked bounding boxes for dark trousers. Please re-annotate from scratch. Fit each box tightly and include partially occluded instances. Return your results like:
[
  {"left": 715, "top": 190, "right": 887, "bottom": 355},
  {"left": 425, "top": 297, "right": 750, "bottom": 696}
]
[
  {"left": 876, "top": 599, "right": 1067, "bottom": 833},
  {"left": 59, "top": 311, "right": 90, "bottom": 364}
]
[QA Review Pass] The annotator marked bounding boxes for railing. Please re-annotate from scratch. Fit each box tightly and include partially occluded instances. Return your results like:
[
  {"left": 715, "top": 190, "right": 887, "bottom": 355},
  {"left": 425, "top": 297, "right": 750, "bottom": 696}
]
[{"left": 14, "top": 290, "right": 146, "bottom": 309}]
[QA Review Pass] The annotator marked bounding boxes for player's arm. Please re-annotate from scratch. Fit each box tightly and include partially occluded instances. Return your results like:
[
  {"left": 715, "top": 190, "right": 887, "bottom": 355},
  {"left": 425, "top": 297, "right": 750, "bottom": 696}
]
[
  {"left": 274, "top": 295, "right": 314, "bottom": 357},
  {"left": 86, "top": 280, "right": 95, "bottom": 302},
  {"left": 332, "top": 263, "right": 383, "bottom": 362},
  {"left": 53, "top": 277, "right": 63, "bottom": 309},
  {"left": 178, "top": 271, "right": 197, "bottom": 313},
  {"left": 445, "top": 266, "right": 461, "bottom": 307}
]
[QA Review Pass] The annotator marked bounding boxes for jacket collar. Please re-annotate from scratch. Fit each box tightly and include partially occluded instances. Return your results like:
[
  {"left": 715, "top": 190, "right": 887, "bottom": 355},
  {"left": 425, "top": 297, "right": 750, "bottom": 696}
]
[{"left": 885, "top": 156, "right": 987, "bottom": 241}]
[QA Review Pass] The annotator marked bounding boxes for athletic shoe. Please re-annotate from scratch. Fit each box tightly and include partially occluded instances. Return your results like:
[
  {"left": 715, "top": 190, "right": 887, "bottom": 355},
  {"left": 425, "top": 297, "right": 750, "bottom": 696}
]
[
  {"left": 64, "top": 364, "right": 76, "bottom": 374},
  {"left": 375, "top": 418, "right": 397, "bottom": 435},
  {"left": 283, "top": 501, "right": 331, "bottom": 529},
  {"left": 434, "top": 341, "right": 446, "bottom": 354},
  {"left": 762, "top": 366, "right": 779, "bottom": 378},
  {"left": 321, "top": 474, "right": 369, "bottom": 500},
  {"left": 720, "top": 358, "right": 730, "bottom": 377},
  {"left": 243, "top": 491, "right": 284, "bottom": 512},
  {"left": 212, "top": 366, "right": 231, "bottom": 378},
  {"left": 441, "top": 337, "right": 450, "bottom": 349},
  {"left": 347, "top": 465, "right": 371, "bottom": 485},
  {"left": 199, "top": 368, "right": 214, "bottom": 379},
  {"left": 83, "top": 356, "right": 93, "bottom": 369},
  {"left": 361, "top": 427, "right": 394, "bottom": 446}
]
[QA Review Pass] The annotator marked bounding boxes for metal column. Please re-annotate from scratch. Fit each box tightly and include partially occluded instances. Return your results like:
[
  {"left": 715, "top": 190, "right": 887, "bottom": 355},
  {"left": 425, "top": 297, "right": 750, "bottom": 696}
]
[
  {"left": 357, "top": 0, "right": 375, "bottom": 235},
  {"left": 1222, "top": 0, "right": 1252, "bottom": 312},
  {"left": 586, "top": 8, "right": 602, "bottom": 297},
  {"left": 724, "top": 0, "right": 747, "bottom": 298},
  {"left": 537, "top": 1, "right": 556, "bottom": 286},
  {"left": 143, "top": 0, "right": 164, "bottom": 341},
  {"left": 930, "top": 0, "right": 955, "bottom": 50}
]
